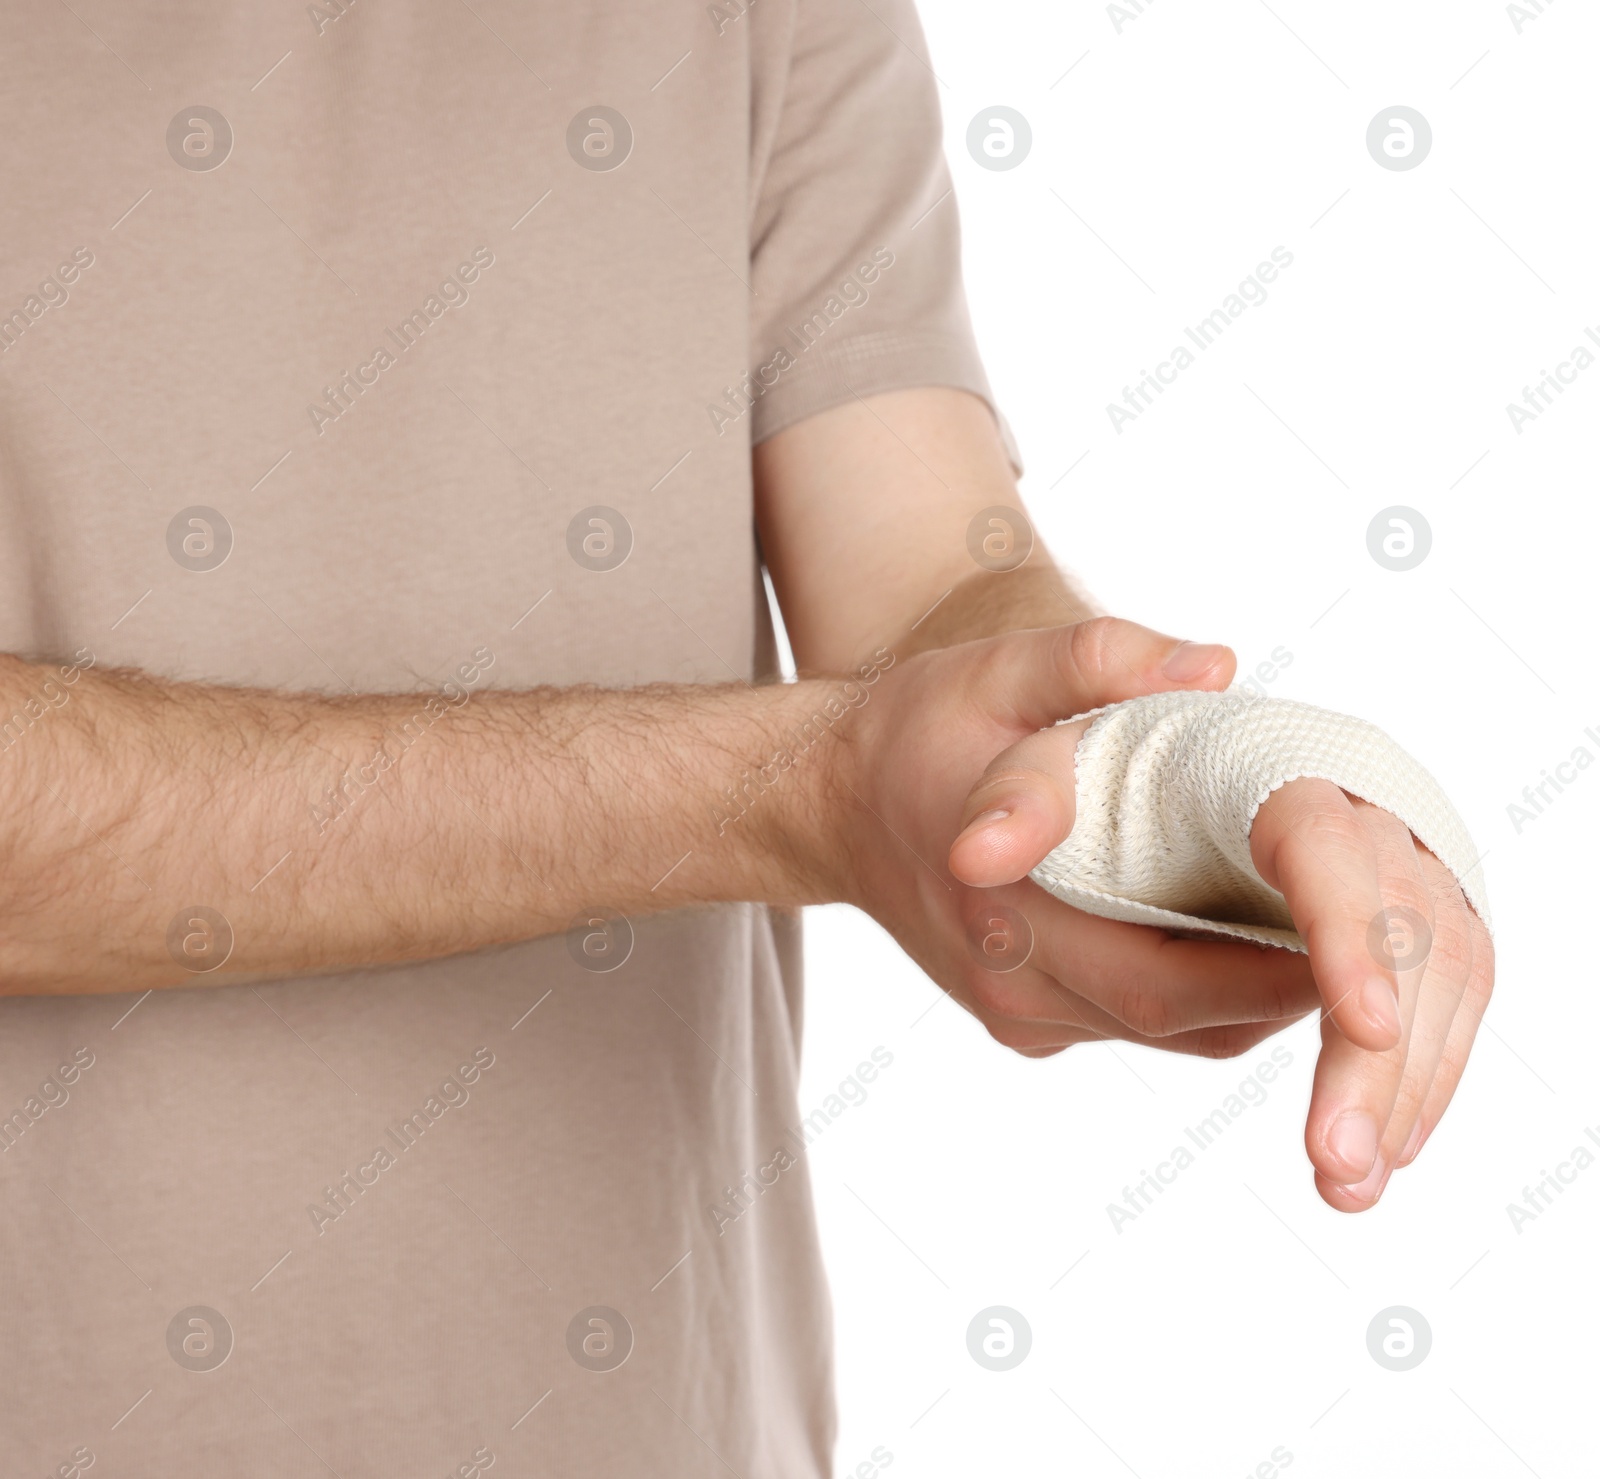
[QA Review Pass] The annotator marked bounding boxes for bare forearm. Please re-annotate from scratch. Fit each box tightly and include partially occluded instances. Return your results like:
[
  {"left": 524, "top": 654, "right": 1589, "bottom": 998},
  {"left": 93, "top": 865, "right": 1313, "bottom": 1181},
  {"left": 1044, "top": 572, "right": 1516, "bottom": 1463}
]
[
  {"left": 892, "top": 560, "right": 1105, "bottom": 659},
  {"left": 754, "top": 387, "right": 1104, "bottom": 669},
  {"left": 0, "top": 654, "right": 870, "bottom": 994}
]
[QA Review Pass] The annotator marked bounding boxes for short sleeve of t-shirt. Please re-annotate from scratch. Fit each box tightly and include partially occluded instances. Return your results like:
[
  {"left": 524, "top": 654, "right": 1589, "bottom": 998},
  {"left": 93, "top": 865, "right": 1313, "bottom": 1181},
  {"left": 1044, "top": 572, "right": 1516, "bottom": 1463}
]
[{"left": 745, "top": 0, "right": 1023, "bottom": 472}]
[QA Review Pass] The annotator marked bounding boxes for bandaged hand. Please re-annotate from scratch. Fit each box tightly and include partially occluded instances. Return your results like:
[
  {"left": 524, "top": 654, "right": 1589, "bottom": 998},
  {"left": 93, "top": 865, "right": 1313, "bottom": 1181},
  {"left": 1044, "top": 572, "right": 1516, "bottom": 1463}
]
[{"left": 946, "top": 681, "right": 1494, "bottom": 1213}]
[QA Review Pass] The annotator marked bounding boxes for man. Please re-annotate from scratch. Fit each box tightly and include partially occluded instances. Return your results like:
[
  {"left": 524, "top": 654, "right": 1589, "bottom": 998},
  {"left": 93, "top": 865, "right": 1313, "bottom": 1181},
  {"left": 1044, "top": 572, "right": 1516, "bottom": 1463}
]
[{"left": 0, "top": 0, "right": 1490, "bottom": 1473}]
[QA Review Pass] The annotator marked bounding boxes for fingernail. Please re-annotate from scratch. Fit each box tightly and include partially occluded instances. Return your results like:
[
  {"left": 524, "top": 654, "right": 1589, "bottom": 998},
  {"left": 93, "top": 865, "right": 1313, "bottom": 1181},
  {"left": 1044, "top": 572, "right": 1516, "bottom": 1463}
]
[
  {"left": 1345, "top": 1155, "right": 1389, "bottom": 1203},
  {"left": 956, "top": 809, "right": 1011, "bottom": 844},
  {"left": 1399, "top": 1119, "right": 1426, "bottom": 1166},
  {"left": 1362, "top": 976, "right": 1402, "bottom": 1039},
  {"left": 1326, "top": 1110, "right": 1380, "bottom": 1181},
  {"left": 1162, "top": 641, "right": 1228, "bottom": 682}
]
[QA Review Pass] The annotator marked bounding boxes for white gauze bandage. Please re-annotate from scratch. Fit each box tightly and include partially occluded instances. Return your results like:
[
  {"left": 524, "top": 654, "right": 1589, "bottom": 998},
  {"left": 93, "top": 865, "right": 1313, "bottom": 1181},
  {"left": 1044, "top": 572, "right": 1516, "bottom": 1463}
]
[{"left": 1028, "top": 691, "right": 1490, "bottom": 952}]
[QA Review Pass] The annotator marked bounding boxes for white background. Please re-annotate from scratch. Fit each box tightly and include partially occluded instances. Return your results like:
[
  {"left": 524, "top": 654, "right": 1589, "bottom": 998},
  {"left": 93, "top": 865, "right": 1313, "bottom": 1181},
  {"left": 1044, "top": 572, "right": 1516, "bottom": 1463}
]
[{"left": 794, "top": 2, "right": 1600, "bottom": 1475}]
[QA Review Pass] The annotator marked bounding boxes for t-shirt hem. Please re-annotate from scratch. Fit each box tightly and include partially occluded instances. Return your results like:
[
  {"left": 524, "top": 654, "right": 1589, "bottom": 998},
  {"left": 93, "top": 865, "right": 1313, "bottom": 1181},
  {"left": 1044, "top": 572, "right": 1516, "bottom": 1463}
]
[{"left": 748, "top": 328, "right": 1024, "bottom": 478}]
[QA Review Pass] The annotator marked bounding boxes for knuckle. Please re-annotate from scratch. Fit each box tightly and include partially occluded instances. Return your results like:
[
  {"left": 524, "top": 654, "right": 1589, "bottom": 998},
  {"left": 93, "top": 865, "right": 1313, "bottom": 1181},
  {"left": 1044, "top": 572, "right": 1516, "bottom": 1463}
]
[
  {"left": 1426, "top": 915, "right": 1474, "bottom": 985},
  {"left": 1064, "top": 616, "right": 1120, "bottom": 681},
  {"left": 1377, "top": 874, "right": 1435, "bottom": 927},
  {"left": 965, "top": 965, "right": 1027, "bottom": 1019},
  {"left": 1294, "top": 792, "right": 1365, "bottom": 852},
  {"left": 1193, "top": 1025, "right": 1256, "bottom": 1060},
  {"left": 1407, "top": 1005, "right": 1452, "bottom": 1060},
  {"left": 1406, "top": 873, "right": 1477, "bottom": 984},
  {"left": 1110, "top": 976, "right": 1181, "bottom": 1039},
  {"left": 971, "top": 763, "right": 1047, "bottom": 803},
  {"left": 1252, "top": 976, "right": 1294, "bottom": 1027},
  {"left": 1261, "top": 790, "right": 1367, "bottom": 884},
  {"left": 983, "top": 1017, "right": 1042, "bottom": 1053},
  {"left": 1434, "top": 1034, "right": 1472, "bottom": 1094}
]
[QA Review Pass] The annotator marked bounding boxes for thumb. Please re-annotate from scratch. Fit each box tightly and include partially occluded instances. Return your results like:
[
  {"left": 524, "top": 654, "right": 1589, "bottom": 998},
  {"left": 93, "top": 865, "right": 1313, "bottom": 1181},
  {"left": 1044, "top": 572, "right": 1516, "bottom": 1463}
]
[
  {"left": 978, "top": 616, "right": 1234, "bottom": 731},
  {"left": 948, "top": 722, "right": 1091, "bottom": 888}
]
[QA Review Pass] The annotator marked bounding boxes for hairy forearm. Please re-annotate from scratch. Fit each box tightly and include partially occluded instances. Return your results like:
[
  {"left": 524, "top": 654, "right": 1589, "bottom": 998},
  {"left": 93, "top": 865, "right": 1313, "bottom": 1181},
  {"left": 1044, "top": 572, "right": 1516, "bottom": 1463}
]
[{"left": 0, "top": 652, "right": 877, "bottom": 994}]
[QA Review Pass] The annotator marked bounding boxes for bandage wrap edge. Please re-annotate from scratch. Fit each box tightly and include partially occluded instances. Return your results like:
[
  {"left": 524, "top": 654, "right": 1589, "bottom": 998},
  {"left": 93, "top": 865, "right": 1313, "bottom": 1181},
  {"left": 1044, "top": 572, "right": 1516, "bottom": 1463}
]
[{"left": 1027, "top": 691, "right": 1491, "bottom": 955}]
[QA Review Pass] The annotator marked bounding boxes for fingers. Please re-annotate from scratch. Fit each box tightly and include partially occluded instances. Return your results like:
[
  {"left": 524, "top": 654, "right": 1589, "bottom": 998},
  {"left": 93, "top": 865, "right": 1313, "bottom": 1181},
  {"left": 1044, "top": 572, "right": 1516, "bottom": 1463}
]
[
  {"left": 1300, "top": 801, "right": 1435, "bottom": 1201},
  {"left": 950, "top": 615, "right": 1237, "bottom": 896},
  {"left": 1331, "top": 853, "right": 1491, "bottom": 1199},
  {"left": 958, "top": 954, "right": 1310, "bottom": 1062},
  {"left": 1250, "top": 778, "right": 1403, "bottom": 1053},
  {"left": 1365, "top": 845, "right": 1478, "bottom": 1166},
  {"left": 980, "top": 616, "right": 1235, "bottom": 733},
  {"left": 1154, "top": 1013, "right": 1315, "bottom": 1060},
  {"left": 1396, "top": 906, "right": 1495, "bottom": 1166},
  {"left": 949, "top": 723, "right": 1089, "bottom": 887},
  {"left": 950, "top": 752, "right": 1496, "bottom": 1210},
  {"left": 1025, "top": 906, "right": 1321, "bottom": 1038},
  {"left": 955, "top": 885, "right": 1320, "bottom": 1040},
  {"left": 960, "top": 964, "right": 1115, "bottom": 1050}
]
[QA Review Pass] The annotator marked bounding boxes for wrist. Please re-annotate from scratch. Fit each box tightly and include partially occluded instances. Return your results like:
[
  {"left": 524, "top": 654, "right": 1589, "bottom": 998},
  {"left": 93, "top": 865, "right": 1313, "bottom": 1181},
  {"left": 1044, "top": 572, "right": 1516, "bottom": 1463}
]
[
  {"left": 743, "top": 661, "right": 894, "bottom": 909},
  {"left": 894, "top": 563, "right": 1102, "bottom": 659}
]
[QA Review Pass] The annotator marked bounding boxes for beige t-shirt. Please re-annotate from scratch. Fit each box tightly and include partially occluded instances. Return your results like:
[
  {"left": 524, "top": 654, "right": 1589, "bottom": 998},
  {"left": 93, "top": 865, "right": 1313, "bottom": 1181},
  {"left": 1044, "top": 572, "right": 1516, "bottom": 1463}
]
[{"left": 0, "top": 2, "right": 1001, "bottom": 1473}]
